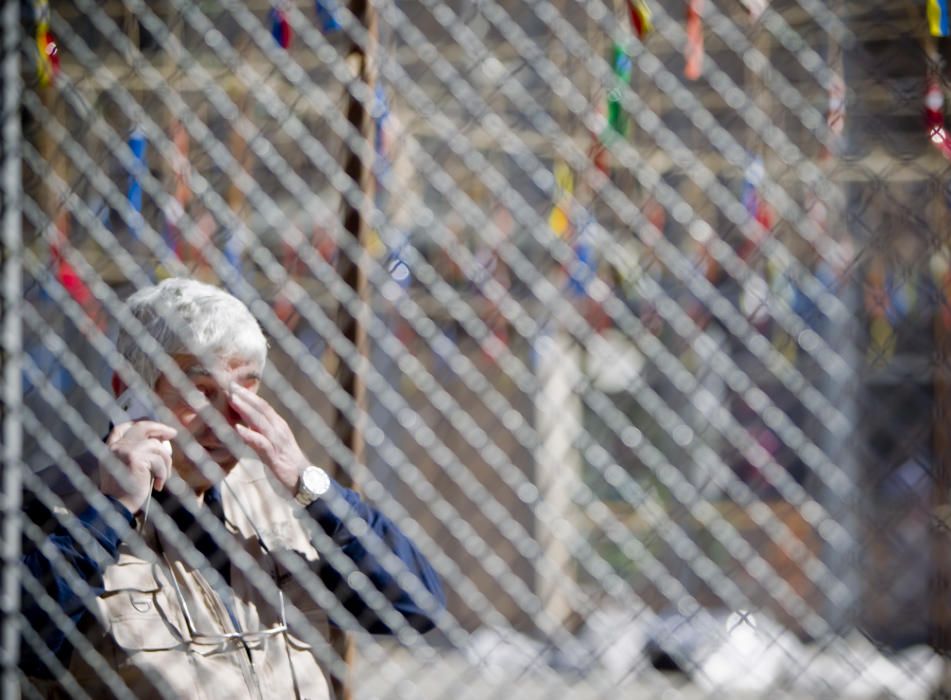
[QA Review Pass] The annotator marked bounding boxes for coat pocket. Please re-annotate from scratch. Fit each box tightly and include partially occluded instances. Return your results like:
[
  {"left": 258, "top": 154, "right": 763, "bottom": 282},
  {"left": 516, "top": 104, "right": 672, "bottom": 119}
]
[{"left": 100, "top": 560, "right": 185, "bottom": 651}]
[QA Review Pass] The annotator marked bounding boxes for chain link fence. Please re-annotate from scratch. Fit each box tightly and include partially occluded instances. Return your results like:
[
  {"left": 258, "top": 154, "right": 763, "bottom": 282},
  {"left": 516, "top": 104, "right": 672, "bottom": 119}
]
[{"left": 6, "top": 0, "right": 951, "bottom": 697}]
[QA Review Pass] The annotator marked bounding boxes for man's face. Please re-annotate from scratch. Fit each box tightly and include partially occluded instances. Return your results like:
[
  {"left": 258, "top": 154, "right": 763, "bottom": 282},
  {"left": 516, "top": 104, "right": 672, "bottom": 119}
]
[{"left": 153, "top": 353, "right": 262, "bottom": 492}]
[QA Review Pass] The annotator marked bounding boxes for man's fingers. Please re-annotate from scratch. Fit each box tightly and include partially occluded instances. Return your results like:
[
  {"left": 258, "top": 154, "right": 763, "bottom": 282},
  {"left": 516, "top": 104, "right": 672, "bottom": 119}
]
[
  {"left": 145, "top": 444, "right": 172, "bottom": 491},
  {"left": 103, "top": 420, "right": 174, "bottom": 513},
  {"left": 228, "top": 384, "right": 274, "bottom": 433},
  {"left": 127, "top": 420, "right": 178, "bottom": 442},
  {"left": 109, "top": 420, "right": 177, "bottom": 448},
  {"left": 230, "top": 387, "right": 309, "bottom": 492},
  {"left": 235, "top": 423, "right": 269, "bottom": 458},
  {"left": 107, "top": 421, "right": 135, "bottom": 446}
]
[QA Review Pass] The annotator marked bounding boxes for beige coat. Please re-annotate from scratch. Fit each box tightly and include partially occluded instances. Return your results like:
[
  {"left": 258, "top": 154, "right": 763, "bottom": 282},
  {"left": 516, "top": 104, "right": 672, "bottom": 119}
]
[{"left": 63, "top": 459, "right": 336, "bottom": 700}]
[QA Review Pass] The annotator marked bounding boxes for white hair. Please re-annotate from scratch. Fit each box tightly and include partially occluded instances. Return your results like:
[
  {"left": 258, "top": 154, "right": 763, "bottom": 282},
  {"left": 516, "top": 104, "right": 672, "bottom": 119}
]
[{"left": 116, "top": 278, "right": 267, "bottom": 389}]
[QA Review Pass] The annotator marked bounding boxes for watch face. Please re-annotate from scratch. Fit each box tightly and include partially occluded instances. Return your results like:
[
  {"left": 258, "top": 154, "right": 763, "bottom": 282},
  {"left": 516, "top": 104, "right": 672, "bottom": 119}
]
[{"left": 302, "top": 467, "right": 330, "bottom": 497}]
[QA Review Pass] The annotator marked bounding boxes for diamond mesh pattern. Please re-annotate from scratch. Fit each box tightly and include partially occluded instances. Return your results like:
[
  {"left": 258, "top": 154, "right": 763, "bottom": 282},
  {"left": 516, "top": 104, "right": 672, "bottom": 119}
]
[{"left": 5, "top": 0, "right": 951, "bottom": 697}]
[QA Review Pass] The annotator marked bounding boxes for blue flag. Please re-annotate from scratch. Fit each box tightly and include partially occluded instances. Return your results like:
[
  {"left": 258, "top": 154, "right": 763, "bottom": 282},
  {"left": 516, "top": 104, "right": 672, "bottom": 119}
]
[
  {"left": 127, "top": 128, "right": 147, "bottom": 240},
  {"left": 316, "top": 0, "right": 341, "bottom": 32}
]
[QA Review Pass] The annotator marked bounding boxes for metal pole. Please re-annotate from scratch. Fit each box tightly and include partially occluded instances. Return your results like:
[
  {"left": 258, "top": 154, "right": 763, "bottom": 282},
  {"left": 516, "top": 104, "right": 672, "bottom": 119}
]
[
  {"left": 820, "top": 0, "right": 860, "bottom": 638},
  {"left": 1, "top": 0, "right": 24, "bottom": 694},
  {"left": 329, "top": 1, "right": 378, "bottom": 698}
]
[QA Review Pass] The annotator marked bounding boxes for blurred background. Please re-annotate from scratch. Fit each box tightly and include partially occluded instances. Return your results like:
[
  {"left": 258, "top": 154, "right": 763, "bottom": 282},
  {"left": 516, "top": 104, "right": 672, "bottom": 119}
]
[{"left": 6, "top": 0, "right": 951, "bottom": 697}]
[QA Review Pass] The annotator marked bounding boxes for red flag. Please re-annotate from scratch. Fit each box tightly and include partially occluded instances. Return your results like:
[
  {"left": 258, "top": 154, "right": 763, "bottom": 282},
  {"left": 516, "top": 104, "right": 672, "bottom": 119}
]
[
  {"left": 684, "top": 0, "right": 704, "bottom": 81},
  {"left": 925, "top": 80, "right": 951, "bottom": 160},
  {"left": 34, "top": 1, "right": 59, "bottom": 87},
  {"left": 626, "top": 0, "right": 653, "bottom": 39},
  {"left": 36, "top": 28, "right": 59, "bottom": 86},
  {"left": 49, "top": 210, "right": 99, "bottom": 325},
  {"left": 270, "top": 5, "right": 292, "bottom": 48},
  {"left": 50, "top": 234, "right": 90, "bottom": 307}
]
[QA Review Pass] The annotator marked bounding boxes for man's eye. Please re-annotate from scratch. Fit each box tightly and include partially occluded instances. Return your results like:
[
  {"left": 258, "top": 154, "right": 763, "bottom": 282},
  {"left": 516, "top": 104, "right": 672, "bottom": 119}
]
[{"left": 200, "top": 387, "right": 222, "bottom": 405}]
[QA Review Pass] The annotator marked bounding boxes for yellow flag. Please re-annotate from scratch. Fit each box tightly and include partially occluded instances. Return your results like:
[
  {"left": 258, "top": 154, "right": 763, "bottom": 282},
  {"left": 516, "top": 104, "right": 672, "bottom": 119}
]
[{"left": 548, "top": 161, "right": 574, "bottom": 237}]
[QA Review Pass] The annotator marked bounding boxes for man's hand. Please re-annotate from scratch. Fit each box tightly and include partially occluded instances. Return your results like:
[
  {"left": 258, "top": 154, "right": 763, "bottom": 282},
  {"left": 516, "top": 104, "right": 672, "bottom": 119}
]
[
  {"left": 100, "top": 421, "right": 178, "bottom": 514},
  {"left": 228, "top": 383, "right": 309, "bottom": 495}
]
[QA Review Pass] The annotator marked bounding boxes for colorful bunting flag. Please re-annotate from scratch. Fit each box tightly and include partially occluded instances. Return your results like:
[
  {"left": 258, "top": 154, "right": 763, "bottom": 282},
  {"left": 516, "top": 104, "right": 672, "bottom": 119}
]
[
  {"left": 316, "top": 0, "right": 342, "bottom": 33},
  {"left": 127, "top": 128, "right": 147, "bottom": 242},
  {"left": 567, "top": 218, "right": 597, "bottom": 298},
  {"left": 864, "top": 258, "right": 919, "bottom": 367},
  {"left": 221, "top": 228, "right": 245, "bottom": 281},
  {"left": 47, "top": 209, "right": 102, "bottom": 331},
  {"left": 606, "top": 44, "right": 633, "bottom": 137},
  {"left": 742, "top": 157, "right": 764, "bottom": 218},
  {"left": 684, "top": 0, "right": 704, "bottom": 81},
  {"left": 626, "top": 0, "right": 652, "bottom": 39},
  {"left": 589, "top": 42, "right": 632, "bottom": 182},
  {"left": 34, "top": 0, "right": 59, "bottom": 87},
  {"left": 49, "top": 211, "right": 91, "bottom": 309},
  {"left": 929, "top": 0, "right": 950, "bottom": 37},
  {"left": 270, "top": 4, "right": 292, "bottom": 48},
  {"left": 925, "top": 80, "right": 951, "bottom": 160},
  {"left": 588, "top": 95, "right": 611, "bottom": 177},
  {"left": 36, "top": 30, "right": 59, "bottom": 87},
  {"left": 548, "top": 161, "right": 574, "bottom": 238},
  {"left": 884, "top": 270, "right": 918, "bottom": 326}
]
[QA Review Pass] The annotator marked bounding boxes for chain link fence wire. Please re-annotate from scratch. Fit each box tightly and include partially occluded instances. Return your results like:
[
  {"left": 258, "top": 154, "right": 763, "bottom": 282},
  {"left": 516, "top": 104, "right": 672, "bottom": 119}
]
[{"left": 7, "top": 0, "right": 951, "bottom": 697}]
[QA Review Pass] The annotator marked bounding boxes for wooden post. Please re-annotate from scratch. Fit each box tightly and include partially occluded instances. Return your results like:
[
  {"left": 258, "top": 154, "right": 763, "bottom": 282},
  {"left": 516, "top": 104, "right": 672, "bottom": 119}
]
[
  {"left": 932, "top": 209, "right": 951, "bottom": 696},
  {"left": 328, "top": 2, "right": 378, "bottom": 698},
  {"left": 533, "top": 330, "right": 583, "bottom": 629},
  {"left": 928, "top": 35, "right": 951, "bottom": 696}
]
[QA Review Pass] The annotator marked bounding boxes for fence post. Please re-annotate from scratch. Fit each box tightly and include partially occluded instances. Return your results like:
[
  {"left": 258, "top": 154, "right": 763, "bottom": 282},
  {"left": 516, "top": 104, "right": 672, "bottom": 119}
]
[
  {"left": 329, "top": 1, "right": 379, "bottom": 698},
  {"left": 928, "top": 39, "right": 951, "bottom": 697},
  {"left": 1, "top": 0, "right": 23, "bottom": 694}
]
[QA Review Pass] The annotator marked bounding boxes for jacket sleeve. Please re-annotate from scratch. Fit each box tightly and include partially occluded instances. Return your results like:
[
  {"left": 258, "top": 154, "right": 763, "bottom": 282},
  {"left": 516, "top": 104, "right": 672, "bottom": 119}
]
[
  {"left": 307, "top": 482, "right": 446, "bottom": 634},
  {"left": 19, "top": 498, "right": 133, "bottom": 679}
]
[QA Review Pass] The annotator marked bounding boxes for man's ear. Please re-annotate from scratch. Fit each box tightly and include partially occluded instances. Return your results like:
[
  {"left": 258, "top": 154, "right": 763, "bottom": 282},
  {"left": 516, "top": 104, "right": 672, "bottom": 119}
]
[{"left": 111, "top": 372, "right": 127, "bottom": 398}]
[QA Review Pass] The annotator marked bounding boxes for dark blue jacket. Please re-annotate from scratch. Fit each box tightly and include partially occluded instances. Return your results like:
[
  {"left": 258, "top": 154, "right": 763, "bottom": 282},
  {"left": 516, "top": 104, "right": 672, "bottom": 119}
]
[{"left": 21, "top": 464, "right": 445, "bottom": 680}]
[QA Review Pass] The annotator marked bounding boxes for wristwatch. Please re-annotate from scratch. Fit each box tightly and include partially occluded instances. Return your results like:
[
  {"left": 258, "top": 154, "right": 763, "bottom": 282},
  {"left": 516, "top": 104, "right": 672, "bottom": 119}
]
[{"left": 296, "top": 465, "right": 331, "bottom": 506}]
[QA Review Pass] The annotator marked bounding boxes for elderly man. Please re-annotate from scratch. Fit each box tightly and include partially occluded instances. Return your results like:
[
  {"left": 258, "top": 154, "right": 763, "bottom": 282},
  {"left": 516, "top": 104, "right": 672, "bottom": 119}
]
[{"left": 22, "top": 278, "right": 445, "bottom": 698}]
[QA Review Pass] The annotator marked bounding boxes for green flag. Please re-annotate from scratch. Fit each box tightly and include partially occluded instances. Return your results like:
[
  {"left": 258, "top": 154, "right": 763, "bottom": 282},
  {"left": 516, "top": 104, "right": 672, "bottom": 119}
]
[{"left": 606, "top": 43, "right": 633, "bottom": 138}]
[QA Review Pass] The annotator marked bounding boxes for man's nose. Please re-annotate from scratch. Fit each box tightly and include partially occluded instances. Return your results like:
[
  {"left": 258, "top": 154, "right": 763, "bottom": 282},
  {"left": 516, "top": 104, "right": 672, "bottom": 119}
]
[{"left": 210, "top": 392, "right": 242, "bottom": 426}]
